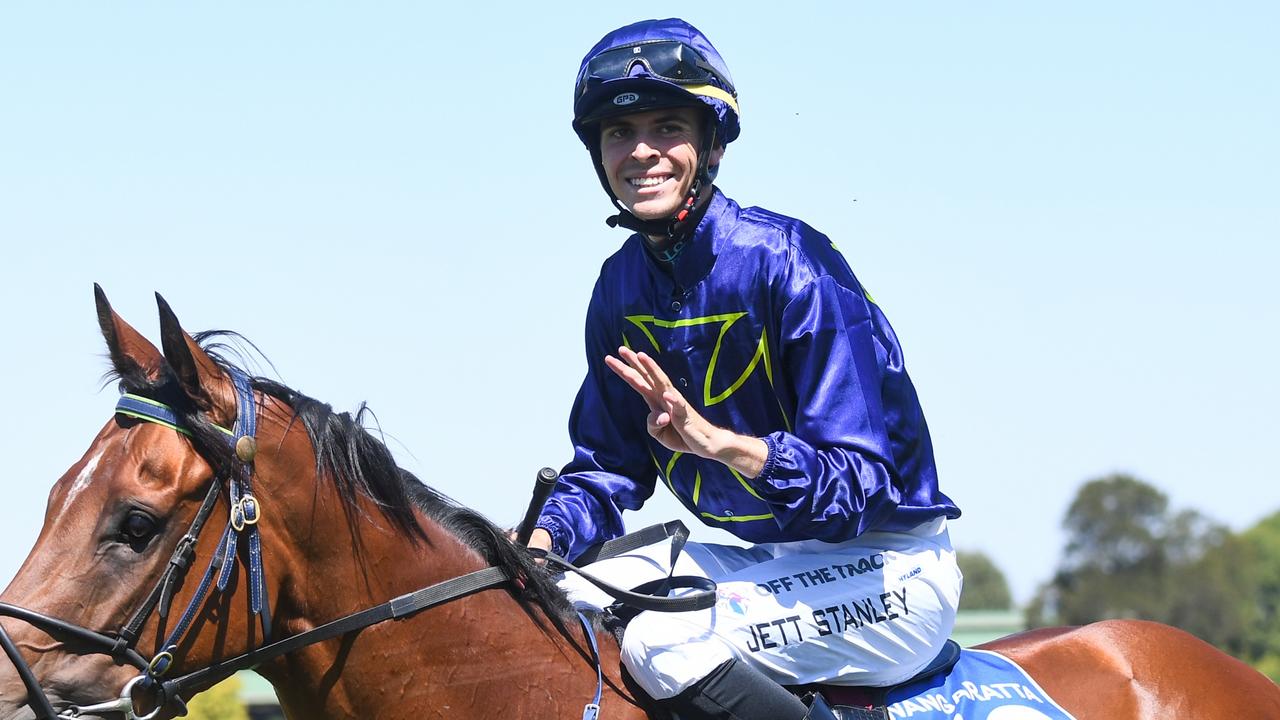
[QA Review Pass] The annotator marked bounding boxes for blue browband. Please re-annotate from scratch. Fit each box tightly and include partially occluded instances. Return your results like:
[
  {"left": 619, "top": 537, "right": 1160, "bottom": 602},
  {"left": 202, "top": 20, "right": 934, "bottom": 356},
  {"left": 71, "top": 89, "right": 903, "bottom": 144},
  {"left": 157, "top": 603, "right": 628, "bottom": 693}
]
[
  {"left": 112, "top": 366, "right": 273, "bottom": 678},
  {"left": 116, "top": 394, "right": 234, "bottom": 437}
]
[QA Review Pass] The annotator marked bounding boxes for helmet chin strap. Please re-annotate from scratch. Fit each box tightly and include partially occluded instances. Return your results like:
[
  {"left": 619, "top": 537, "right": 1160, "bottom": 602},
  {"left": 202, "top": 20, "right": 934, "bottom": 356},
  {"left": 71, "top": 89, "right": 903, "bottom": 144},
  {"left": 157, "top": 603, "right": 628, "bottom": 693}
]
[
  {"left": 597, "top": 114, "right": 720, "bottom": 261},
  {"left": 605, "top": 176, "right": 711, "bottom": 251}
]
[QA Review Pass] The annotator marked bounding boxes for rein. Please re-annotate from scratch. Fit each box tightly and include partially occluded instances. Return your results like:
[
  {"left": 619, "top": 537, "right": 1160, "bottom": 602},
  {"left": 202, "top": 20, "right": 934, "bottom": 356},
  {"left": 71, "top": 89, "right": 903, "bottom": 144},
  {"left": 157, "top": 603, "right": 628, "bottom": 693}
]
[{"left": 0, "top": 371, "right": 715, "bottom": 719}]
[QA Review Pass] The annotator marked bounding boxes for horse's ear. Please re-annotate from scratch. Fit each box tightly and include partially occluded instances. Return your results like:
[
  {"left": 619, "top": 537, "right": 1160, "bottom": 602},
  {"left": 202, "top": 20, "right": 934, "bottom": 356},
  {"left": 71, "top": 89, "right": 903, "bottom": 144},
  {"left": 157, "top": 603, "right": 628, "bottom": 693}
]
[
  {"left": 95, "top": 283, "right": 164, "bottom": 384},
  {"left": 155, "top": 292, "right": 237, "bottom": 423}
]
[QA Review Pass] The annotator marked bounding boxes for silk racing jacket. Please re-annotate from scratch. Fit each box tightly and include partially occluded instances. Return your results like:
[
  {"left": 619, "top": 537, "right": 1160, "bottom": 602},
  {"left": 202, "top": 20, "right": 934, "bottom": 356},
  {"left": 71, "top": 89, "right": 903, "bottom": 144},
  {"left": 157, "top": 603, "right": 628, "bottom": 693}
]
[{"left": 538, "top": 190, "right": 960, "bottom": 560}]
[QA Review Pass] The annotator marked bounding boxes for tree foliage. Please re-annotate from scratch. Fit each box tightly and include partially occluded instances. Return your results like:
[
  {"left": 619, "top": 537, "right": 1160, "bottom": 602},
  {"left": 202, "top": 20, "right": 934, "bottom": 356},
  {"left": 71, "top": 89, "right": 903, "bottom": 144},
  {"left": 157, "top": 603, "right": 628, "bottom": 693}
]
[
  {"left": 1028, "top": 474, "right": 1278, "bottom": 677},
  {"left": 956, "top": 550, "right": 1013, "bottom": 611},
  {"left": 184, "top": 676, "right": 248, "bottom": 720},
  {"left": 1240, "top": 511, "right": 1280, "bottom": 680},
  {"left": 1060, "top": 474, "right": 1169, "bottom": 575}
]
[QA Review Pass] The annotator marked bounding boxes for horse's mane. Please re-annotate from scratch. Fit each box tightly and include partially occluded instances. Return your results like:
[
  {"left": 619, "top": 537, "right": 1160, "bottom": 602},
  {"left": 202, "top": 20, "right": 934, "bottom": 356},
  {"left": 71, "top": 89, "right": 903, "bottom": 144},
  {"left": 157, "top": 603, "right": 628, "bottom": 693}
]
[{"left": 108, "top": 331, "right": 575, "bottom": 629}]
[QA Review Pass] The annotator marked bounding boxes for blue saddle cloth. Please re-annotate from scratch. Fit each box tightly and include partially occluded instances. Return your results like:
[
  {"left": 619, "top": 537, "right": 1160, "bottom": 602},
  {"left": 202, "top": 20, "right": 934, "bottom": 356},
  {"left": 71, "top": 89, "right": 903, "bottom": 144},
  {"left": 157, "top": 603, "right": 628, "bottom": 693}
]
[{"left": 883, "top": 649, "right": 1077, "bottom": 719}]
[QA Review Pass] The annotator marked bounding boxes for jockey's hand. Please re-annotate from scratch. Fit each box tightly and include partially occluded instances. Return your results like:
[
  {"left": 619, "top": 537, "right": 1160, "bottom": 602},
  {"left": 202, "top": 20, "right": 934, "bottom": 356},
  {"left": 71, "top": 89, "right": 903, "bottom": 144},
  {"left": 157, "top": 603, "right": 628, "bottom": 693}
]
[
  {"left": 507, "top": 527, "right": 553, "bottom": 565},
  {"left": 525, "top": 527, "right": 553, "bottom": 554},
  {"left": 605, "top": 347, "right": 768, "bottom": 479}
]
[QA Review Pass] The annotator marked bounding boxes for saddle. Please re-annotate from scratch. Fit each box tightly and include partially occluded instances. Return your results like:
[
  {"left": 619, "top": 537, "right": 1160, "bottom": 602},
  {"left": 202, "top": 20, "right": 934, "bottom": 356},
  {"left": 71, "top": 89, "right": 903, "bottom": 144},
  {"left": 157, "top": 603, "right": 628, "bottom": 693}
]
[{"left": 799, "top": 640, "right": 963, "bottom": 720}]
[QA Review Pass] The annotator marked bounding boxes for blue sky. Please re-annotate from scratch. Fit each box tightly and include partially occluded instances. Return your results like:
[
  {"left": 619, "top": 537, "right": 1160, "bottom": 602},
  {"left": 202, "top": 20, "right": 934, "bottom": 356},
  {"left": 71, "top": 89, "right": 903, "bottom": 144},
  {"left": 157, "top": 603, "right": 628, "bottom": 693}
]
[{"left": 1, "top": 2, "right": 1276, "bottom": 604}]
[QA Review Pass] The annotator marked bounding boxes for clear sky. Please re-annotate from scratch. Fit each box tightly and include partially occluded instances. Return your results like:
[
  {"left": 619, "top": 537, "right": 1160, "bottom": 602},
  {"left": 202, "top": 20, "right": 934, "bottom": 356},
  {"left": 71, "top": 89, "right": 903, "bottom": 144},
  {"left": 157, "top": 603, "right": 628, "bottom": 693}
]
[{"left": 1, "top": 2, "right": 1276, "bottom": 605}]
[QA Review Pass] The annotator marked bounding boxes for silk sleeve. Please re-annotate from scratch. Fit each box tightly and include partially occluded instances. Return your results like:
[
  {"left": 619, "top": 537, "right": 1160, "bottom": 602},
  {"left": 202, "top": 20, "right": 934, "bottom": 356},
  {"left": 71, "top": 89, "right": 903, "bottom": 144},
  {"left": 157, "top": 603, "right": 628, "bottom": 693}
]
[{"left": 748, "top": 274, "right": 906, "bottom": 540}]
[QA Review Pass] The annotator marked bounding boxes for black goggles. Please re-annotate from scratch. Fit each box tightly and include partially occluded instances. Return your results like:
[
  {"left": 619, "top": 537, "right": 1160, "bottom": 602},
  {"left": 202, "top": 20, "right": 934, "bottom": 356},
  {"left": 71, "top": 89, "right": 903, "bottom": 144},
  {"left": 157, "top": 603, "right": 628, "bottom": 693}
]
[{"left": 576, "top": 40, "right": 735, "bottom": 100}]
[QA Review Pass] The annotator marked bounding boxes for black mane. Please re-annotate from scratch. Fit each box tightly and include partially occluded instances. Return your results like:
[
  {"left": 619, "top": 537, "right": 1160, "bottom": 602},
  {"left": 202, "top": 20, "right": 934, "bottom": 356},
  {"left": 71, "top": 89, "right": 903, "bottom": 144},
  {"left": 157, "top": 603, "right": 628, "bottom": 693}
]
[{"left": 108, "top": 331, "right": 574, "bottom": 627}]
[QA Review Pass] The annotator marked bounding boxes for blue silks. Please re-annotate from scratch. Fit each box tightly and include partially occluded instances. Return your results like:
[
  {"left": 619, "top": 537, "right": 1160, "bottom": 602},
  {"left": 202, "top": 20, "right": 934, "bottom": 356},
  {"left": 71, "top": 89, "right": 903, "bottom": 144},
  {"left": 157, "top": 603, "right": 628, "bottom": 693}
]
[{"left": 538, "top": 190, "right": 960, "bottom": 560}]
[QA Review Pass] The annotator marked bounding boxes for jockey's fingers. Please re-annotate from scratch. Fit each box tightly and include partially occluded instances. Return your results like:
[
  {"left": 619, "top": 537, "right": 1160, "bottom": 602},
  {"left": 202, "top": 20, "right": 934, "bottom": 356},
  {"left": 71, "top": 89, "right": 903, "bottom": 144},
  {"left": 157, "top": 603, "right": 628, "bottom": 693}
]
[
  {"left": 619, "top": 347, "right": 659, "bottom": 388},
  {"left": 606, "top": 355, "right": 662, "bottom": 406},
  {"left": 636, "top": 351, "right": 675, "bottom": 388},
  {"left": 617, "top": 345, "right": 642, "bottom": 368},
  {"left": 665, "top": 391, "right": 699, "bottom": 426}
]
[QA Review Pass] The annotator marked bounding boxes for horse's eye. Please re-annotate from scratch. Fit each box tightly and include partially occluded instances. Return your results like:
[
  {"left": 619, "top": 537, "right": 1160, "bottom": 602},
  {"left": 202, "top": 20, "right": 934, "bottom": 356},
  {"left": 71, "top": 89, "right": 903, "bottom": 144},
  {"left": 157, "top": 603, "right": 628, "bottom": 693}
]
[{"left": 122, "top": 511, "right": 158, "bottom": 541}]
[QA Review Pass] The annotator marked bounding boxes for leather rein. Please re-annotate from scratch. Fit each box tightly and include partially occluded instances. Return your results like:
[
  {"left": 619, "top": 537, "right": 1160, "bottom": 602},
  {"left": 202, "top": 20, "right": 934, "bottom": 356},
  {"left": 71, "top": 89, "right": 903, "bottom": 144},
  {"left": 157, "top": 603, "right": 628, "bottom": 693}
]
[{"left": 0, "top": 369, "right": 715, "bottom": 719}]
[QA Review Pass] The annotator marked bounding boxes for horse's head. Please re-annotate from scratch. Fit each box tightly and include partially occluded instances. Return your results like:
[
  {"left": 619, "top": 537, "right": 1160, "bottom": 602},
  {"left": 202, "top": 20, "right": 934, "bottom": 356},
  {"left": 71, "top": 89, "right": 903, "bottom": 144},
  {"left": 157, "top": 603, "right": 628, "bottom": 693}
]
[
  {"left": 0, "top": 287, "right": 576, "bottom": 720},
  {"left": 0, "top": 287, "right": 322, "bottom": 719}
]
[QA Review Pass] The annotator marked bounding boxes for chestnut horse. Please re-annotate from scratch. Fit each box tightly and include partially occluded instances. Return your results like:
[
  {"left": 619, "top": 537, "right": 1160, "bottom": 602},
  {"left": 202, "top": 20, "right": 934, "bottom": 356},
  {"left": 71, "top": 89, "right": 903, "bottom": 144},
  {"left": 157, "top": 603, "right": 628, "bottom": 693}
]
[{"left": 0, "top": 289, "right": 1277, "bottom": 720}]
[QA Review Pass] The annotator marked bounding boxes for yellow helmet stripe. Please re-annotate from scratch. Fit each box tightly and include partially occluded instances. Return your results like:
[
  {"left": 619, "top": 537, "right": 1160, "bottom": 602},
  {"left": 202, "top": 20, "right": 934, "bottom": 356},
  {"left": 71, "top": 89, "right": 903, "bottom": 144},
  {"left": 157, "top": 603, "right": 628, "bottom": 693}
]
[{"left": 685, "top": 84, "right": 740, "bottom": 116}]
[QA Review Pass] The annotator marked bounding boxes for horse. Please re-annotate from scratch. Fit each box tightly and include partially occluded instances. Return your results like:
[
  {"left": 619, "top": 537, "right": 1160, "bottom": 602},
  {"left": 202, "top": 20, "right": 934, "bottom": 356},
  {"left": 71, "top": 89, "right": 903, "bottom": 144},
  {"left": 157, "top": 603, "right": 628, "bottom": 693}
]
[{"left": 0, "top": 288, "right": 1277, "bottom": 720}]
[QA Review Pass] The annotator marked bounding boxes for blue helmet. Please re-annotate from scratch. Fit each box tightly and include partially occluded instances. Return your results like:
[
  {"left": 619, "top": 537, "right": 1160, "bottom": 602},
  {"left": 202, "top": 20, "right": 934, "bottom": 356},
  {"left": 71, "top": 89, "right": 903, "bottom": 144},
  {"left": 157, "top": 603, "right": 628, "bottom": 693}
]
[
  {"left": 573, "top": 19, "right": 740, "bottom": 242},
  {"left": 572, "top": 18, "right": 740, "bottom": 151}
]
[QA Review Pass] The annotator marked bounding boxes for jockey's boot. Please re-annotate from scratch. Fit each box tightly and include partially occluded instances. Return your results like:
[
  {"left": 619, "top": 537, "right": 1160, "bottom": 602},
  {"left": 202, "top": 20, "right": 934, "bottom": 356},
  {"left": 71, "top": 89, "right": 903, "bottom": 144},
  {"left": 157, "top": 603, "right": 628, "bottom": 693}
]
[{"left": 663, "top": 658, "right": 824, "bottom": 720}]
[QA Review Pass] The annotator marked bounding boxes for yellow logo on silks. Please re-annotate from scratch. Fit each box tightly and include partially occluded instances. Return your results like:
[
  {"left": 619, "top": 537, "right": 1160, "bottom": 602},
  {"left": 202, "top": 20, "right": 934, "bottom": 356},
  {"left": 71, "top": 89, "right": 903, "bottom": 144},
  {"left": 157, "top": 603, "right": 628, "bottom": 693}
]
[
  {"left": 623, "top": 311, "right": 783, "bottom": 525},
  {"left": 622, "top": 312, "right": 774, "bottom": 407}
]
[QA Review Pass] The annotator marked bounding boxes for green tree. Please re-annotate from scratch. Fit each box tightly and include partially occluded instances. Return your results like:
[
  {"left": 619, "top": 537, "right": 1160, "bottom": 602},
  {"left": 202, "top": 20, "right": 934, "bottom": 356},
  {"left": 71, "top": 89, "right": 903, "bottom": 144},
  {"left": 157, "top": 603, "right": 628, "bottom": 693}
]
[
  {"left": 1031, "top": 474, "right": 1174, "bottom": 625},
  {"left": 1240, "top": 511, "right": 1280, "bottom": 680},
  {"left": 1161, "top": 529, "right": 1260, "bottom": 659},
  {"left": 956, "top": 550, "right": 1013, "bottom": 611},
  {"left": 184, "top": 676, "right": 248, "bottom": 720},
  {"left": 1060, "top": 474, "right": 1168, "bottom": 576},
  {"left": 1027, "top": 473, "right": 1259, "bottom": 658}
]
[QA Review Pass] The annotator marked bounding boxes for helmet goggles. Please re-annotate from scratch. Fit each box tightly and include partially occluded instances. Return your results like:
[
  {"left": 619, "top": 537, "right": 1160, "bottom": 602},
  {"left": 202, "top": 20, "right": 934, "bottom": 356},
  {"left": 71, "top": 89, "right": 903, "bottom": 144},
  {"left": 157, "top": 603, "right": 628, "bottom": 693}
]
[{"left": 574, "top": 40, "right": 737, "bottom": 115}]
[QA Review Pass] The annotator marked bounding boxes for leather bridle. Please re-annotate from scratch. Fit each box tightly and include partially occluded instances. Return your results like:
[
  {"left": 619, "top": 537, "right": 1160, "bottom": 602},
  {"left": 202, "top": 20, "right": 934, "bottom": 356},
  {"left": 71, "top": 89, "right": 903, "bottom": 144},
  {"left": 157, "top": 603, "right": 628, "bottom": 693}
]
[
  {"left": 0, "top": 367, "right": 279, "bottom": 719},
  {"left": 0, "top": 368, "right": 714, "bottom": 719}
]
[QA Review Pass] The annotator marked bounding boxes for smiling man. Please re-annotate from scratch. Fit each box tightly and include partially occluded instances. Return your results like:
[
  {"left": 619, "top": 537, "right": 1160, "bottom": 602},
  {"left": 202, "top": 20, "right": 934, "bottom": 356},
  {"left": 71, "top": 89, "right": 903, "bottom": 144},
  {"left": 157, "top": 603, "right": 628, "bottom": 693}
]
[
  {"left": 599, "top": 106, "right": 723, "bottom": 226},
  {"left": 527, "top": 18, "right": 963, "bottom": 720}
]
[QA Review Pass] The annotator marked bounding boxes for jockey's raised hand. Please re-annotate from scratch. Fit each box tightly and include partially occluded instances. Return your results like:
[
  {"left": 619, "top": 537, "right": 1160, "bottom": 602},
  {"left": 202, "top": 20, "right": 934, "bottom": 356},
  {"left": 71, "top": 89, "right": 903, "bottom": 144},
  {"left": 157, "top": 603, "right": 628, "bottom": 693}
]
[{"left": 606, "top": 346, "right": 766, "bottom": 479}]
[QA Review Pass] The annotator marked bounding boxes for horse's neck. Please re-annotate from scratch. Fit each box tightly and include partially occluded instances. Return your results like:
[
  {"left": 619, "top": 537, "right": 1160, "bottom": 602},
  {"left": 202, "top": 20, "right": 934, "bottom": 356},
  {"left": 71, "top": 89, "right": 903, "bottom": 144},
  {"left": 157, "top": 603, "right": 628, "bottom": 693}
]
[{"left": 258, "top": 514, "right": 650, "bottom": 720}]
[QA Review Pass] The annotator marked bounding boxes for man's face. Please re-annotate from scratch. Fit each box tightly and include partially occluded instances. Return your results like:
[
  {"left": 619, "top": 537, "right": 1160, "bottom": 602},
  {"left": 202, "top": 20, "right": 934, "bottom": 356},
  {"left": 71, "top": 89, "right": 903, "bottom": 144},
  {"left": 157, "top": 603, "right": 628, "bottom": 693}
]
[{"left": 599, "top": 106, "right": 723, "bottom": 222}]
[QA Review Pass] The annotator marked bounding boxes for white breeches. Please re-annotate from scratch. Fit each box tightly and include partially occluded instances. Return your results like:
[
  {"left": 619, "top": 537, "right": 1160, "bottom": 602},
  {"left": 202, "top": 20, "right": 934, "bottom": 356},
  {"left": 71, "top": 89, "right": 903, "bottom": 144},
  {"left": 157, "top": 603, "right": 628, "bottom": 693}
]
[{"left": 556, "top": 519, "right": 962, "bottom": 700}]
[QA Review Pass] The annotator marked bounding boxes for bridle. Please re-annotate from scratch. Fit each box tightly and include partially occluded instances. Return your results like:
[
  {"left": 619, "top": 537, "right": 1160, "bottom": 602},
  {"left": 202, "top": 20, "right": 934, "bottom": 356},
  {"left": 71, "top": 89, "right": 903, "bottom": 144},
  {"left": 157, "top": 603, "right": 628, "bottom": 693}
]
[
  {"left": 0, "top": 368, "right": 512, "bottom": 719},
  {"left": 0, "top": 367, "right": 278, "bottom": 718},
  {"left": 0, "top": 367, "right": 715, "bottom": 719}
]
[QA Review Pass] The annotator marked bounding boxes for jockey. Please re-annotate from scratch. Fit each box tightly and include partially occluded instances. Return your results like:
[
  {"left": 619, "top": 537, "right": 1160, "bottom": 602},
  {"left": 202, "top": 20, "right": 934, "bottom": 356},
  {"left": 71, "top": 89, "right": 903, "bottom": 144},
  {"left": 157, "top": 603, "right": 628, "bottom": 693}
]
[{"left": 528, "top": 18, "right": 963, "bottom": 720}]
